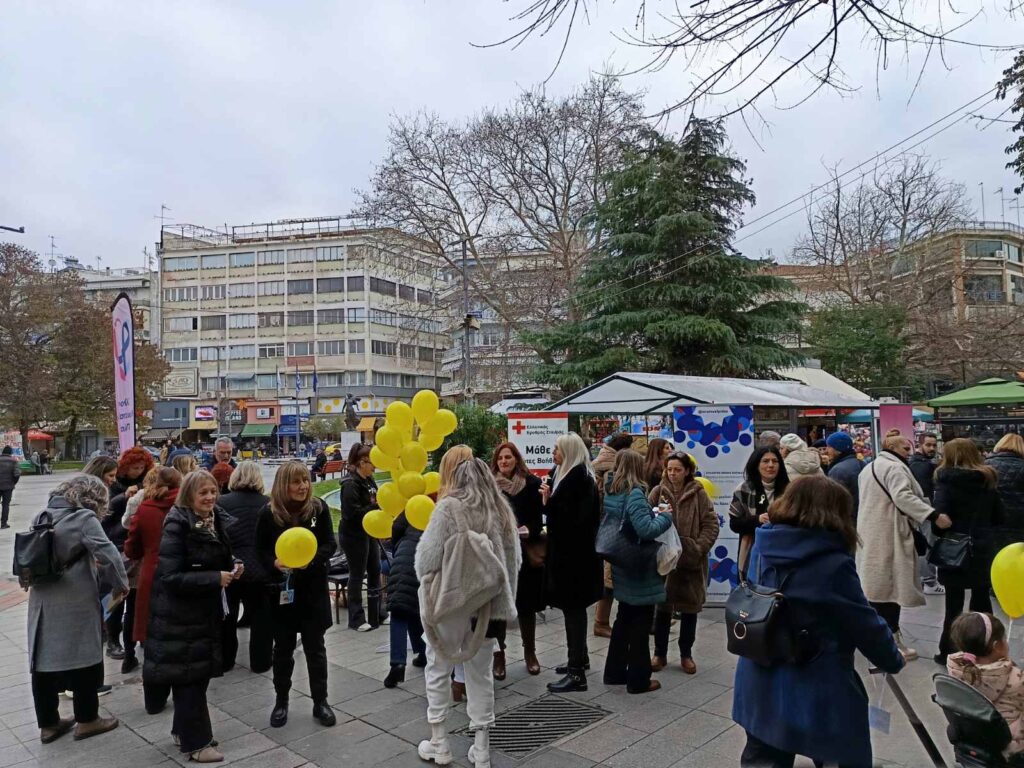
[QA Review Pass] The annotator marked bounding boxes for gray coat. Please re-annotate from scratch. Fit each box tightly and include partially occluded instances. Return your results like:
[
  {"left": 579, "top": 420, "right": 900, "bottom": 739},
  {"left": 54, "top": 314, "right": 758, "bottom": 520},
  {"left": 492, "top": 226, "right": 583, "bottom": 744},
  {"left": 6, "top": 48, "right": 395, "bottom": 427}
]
[
  {"left": 0, "top": 456, "right": 20, "bottom": 491},
  {"left": 27, "top": 498, "right": 128, "bottom": 672}
]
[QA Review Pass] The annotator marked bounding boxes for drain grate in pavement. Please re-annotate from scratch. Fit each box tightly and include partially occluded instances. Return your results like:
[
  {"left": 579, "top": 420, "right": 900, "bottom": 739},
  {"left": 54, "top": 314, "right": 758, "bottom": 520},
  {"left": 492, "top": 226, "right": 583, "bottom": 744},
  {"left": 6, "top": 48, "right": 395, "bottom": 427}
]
[{"left": 455, "top": 694, "right": 609, "bottom": 759}]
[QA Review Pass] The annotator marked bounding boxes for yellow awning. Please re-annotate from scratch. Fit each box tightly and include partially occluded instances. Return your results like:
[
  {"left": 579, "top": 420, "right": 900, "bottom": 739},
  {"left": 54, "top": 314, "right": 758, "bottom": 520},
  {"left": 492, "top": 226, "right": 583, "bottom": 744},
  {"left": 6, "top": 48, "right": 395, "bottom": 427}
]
[{"left": 356, "top": 417, "right": 377, "bottom": 432}]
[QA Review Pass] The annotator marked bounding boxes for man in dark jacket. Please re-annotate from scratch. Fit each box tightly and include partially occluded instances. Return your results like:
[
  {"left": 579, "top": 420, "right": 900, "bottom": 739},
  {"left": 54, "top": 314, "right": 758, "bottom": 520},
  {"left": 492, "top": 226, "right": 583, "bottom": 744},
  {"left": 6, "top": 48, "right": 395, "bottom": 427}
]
[
  {"left": 0, "top": 446, "right": 21, "bottom": 529},
  {"left": 907, "top": 433, "right": 942, "bottom": 594},
  {"left": 824, "top": 433, "right": 863, "bottom": 512},
  {"left": 202, "top": 437, "right": 237, "bottom": 471},
  {"left": 310, "top": 449, "right": 328, "bottom": 482}
]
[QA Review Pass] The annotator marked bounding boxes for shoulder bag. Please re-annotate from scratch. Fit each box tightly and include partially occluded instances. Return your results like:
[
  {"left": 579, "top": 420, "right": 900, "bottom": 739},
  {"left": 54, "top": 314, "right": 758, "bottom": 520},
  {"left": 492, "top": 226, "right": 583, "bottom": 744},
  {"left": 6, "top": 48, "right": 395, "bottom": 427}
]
[
  {"left": 595, "top": 489, "right": 660, "bottom": 573},
  {"left": 871, "top": 463, "right": 929, "bottom": 557}
]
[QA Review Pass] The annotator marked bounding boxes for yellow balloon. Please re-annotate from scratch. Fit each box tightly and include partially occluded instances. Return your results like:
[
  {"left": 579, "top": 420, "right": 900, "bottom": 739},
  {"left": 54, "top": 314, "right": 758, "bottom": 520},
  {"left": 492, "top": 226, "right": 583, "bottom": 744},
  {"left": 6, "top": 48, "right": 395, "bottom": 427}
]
[
  {"left": 386, "top": 401, "right": 414, "bottom": 432},
  {"left": 423, "top": 471, "right": 441, "bottom": 495},
  {"left": 275, "top": 527, "right": 318, "bottom": 569},
  {"left": 363, "top": 508, "right": 394, "bottom": 539},
  {"left": 695, "top": 475, "right": 718, "bottom": 498},
  {"left": 424, "top": 408, "right": 458, "bottom": 437},
  {"left": 400, "top": 441, "right": 429, "bottom": 473},
  {"left": 419, "top": 431, "right": 445, "bottom": 451},
  {"left": 369, "top": 445, "right": 398, "bottom": 471},
  {"left": 992, "top": 543, "right": 1024, "bottom": 618},
  {"left": 375, "top": 425, "right": 403, "bottom": 457},
  {"left": 412, "top": 390, "right": 440, "bottom": 427},
  {"left": 377, "top": 482, "right": 407, "bottom": 516},
  {"left": 397, "top": 471, "right": 427, "bottom": 499},
  {"left": 406, "top": 494, "right": 436, "bottom": 530}
]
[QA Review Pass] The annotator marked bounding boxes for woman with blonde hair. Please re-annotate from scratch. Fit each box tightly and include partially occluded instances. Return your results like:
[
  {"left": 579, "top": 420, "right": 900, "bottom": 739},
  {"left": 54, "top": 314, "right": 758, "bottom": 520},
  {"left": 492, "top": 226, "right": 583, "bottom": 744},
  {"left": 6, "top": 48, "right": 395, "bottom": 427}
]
[
  {"left": 171, "top": 453, "right": 198, "bottom": 477},
  {"left": 256, "top": 461, "right": 337, "bottom": 730},
  {"left": 933, "top": 438, "right": 1003, "bottom": 664},
  {"left": 987, "top": 433, "right": 1024, "bottom": 544},
  {"left": 541, "top": 433, "right": 603, "bottom": 693}
]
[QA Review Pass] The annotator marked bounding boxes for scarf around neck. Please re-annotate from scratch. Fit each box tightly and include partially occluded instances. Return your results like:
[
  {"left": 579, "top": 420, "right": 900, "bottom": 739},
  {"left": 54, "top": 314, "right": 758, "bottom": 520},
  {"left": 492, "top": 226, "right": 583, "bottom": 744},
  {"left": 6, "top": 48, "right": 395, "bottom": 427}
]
[{"left": 494, "top": 472, "right": 526, "bottom": 497}]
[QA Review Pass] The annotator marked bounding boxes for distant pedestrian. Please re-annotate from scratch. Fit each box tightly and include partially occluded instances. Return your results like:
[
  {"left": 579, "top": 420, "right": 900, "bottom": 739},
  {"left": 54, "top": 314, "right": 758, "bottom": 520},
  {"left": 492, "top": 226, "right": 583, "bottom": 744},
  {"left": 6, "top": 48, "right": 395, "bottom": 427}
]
[
  {"left": 757, "top": 431, "right": 782, "bottom": 448},
  {"left": 339, "top": 444, "right": 384, "bottom": 631},
  {"left": 908, "top": 432, "right": 941, "bottom": 595},
  {"left": 202, "top": 438, "right": 236, "bottom": 472},
  {"left": 824, "top": 432, "right": 864, "bottom": 511},
  {"left": 39, "top": 450, "right": 51, "bottom": 474},
  {"left": 986, "top": 433, "right": 1024, "bottom": 545},
  {"left": 590, "top": 433, "right": 633, "bottom": 639},
  {"left": 643, "top": 438, "right": 672, "bottom": 489},
  {"left": 167, "top": 441, "right": 191, "bottom": 463},
  {"left": 383, "top": 510, "right": 427, "bottom": 688},
  {"left": 171, "top": 453, "right": 198, "bottom": 476},
  {"left": 310, "top": 449, "right": 327, "bottom": 481},
  {"left": 779, "top": 434, "right": 824, "bottom": 478},
  {"left": 209, "top": 462, "right": 234, "bottom": 494},
  {"left": 729, "top": 446, "right": 790, "bottom": 574},
  {"left": 0, "top": 446, "right": 21, "bottom": 529}
]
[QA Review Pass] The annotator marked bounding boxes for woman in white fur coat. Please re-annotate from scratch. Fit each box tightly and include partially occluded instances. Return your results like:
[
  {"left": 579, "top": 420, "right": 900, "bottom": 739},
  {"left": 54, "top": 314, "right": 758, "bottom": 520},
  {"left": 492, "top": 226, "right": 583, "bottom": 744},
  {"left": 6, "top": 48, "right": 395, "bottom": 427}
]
[{"left": 415, "top": 453, "right": 521, "bottom": 768}]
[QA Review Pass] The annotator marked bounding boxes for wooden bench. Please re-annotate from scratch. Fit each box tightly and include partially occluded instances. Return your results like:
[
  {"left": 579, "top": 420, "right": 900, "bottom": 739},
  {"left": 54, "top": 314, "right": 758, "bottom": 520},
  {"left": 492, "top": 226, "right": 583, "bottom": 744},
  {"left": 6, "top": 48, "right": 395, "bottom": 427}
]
[{"left": 323, "top": 460, "right": 345, "bottom": 478}]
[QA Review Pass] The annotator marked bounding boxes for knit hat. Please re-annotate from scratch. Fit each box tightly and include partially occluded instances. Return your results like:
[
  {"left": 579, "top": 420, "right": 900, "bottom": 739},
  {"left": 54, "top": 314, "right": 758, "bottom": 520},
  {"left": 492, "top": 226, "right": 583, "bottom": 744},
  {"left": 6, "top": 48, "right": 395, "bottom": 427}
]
[
  {"left": 779, "top": 433, "right": 806, "bottom": 452},
  {"left": 826, "top": 432, "right": 854, "bottom": 452}
]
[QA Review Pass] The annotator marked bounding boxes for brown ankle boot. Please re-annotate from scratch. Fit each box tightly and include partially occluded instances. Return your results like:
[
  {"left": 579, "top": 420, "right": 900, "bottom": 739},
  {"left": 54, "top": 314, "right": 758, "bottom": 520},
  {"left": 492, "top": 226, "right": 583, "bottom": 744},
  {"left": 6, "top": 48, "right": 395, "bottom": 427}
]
[
  {"left": 492, "top": 650, "right": 506, "bottom": 681},
  {"left": 593, "top": 596, "right": 613, "bottom": 638},
  {"left": 524, "top": 646, "right": 541, "bottom": 675}
]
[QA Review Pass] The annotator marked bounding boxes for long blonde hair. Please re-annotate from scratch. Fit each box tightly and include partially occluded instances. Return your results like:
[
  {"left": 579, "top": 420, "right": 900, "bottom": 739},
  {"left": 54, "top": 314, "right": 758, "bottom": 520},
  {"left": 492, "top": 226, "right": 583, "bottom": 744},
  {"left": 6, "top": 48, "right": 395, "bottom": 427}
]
[
  {"left": 552, "top": 433, "right": 593, "bottom": 491},
  {"left": 438, "top": 444, "right": 474, "bottom": 498},
  {"left": 938, "top": 438, "right": 997, "bottom": 487},
  {"left": 269, "top": 460, "right": 316, "bottom": 525},
  {"left": 995, "top": 433, "right": 1024, "bottom": 458},
  {"left": 608, "top": 449, "right": 647, "bottom": 496},
  {"left": 171, "top": 454, "right": 198, "bottom": 476}
]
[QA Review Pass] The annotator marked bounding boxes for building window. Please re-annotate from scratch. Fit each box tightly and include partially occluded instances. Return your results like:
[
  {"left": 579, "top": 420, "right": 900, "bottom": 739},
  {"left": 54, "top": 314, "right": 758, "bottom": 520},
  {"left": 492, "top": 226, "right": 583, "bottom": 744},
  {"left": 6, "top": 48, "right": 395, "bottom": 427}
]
[
  {"left": 400, "top": 344, "right": 416, "bottom": 359},
  {"left": 200, "top": 315, "right": 226, "bottom": 331},
  {"left": 201, "top": 284, "right": 226, "bottom": 301},
  {"left": 288, "top": 341, "right": 314, "bottom": 356},
  {"left": 256, "top": 373, "right": 278, "bottom": 389},
  {"left": 259, "top": 343, "right": 286, "bottom": 358},
  {"left": 164, "top": 256, "right": 198, "bottom": 272},
  {"left": 317, "top": 246, "right": 344, "bottom": 262},
  {"left": 165, "top": 316, "right": 197, "bottom": 332},
  {"left": 1009, "top": 243, "right": 1022, "bottom": 264},
  {"left": 481, "top": 331, "right": 502, "bottom": 346},
  {"left": 293, "top": 374, "right": 311, "bottom": 389},
  {"left": 370, "top": 309, "right": 396, "bottom": 326},
  {"left": 399, "top": 284, "right": 415, "bottom": 301},
  {"left": 258, "top": 249, "right": 285, "bottom": 265},
  {"left": 287, "top": 279, "right": 314, "bottom": 295},
  {"left": 258, "top": 281, "right": 284, "bottom": 296},
  {"left": 373, "top": 371, "right": 399, "bottom": 387},
  {"left": 370, "top": 277, "right": 396, "bottom": 297},
  {"left": 348, "top": 339, "right": 365, "bottom": 354},
  {"left": 288, "top": 248, "right": 315, "bottom": 264},
  {"left": 200, "top": 347, "right": 224, "bottom": 361},
  {"left": 317, "top": 277, "right": 344, "bottom": 293},
  {"left": 228, "top": 282, "right": 255, "bottom": 298},
  {"left": 163, "top": 286, "right": 198, "bottom": 302},
  {"left": 966, "top": 240, "right": 1006, "bottom": 260},
  {"left": 200, "top": 376, "right": 224, "bottom": 392},
  {"left": 318, "top": 340, "right": 345, "bottom": 356},
  {"left": 229, "top": 344, "right": 255, "bottom": 359},
  {"left": 418, "top": 289, "right": 433, "bottom": 305},
  {"left": 229, "top": 252, "right": 255, "bottom": 267},
  {"left": 317, "top": 372, "right": 341, "bottom": 387},
  {"left": 287, "top": 310, "right": 314, "bottom": 327},
  {"left": 401, "top": 374, "right": 416, "bottom": 388},
  {"left": 372, "top": 340, "right": 397, "bottom": 356},
  {"left": 418, "top": 346, "right": 435, "bottom": 362},
  {"left": 166, "top": 347, "right": 197, "bottom": 363},
  {"left": 228, "top": 313, "right": 256, "bottom": 329},
  {"left": 258, "top": 312, "right": 284, "bottom": 328},
  {"left": 346, "top": 371, "right": 366, "bottom": 386},
  {"left": 200, "top": 254, "right": 226, "bottom": 269},
  {"left": 347, "top": 276, "right": 365, "bottom": 293},
  {"left": 227, "top": 376, "right": 254, "bottom": 392},
  {"left": 318, "top": 309, "right": 345, "bottom": 325},
  {"left": 347, "top": 307, "right": 366, "bottom": 323}
]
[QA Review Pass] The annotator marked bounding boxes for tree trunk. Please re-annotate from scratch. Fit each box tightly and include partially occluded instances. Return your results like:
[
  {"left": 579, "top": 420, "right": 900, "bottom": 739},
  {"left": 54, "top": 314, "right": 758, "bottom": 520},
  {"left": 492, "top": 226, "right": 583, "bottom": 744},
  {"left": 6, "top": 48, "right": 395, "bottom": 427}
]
[
  {"left": 64, "top": 415, "right": 79, "bottom": 461},
  {"left": 18, "top": 420, "right": 30, "bottom": 467}
]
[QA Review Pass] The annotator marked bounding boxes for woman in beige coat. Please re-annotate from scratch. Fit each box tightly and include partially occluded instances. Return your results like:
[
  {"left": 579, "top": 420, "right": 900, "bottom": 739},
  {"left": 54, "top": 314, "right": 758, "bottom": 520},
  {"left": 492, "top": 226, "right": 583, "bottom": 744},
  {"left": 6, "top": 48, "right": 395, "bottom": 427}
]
[{"left": 856, "top": 434, "right": 951, "bottom": 661}]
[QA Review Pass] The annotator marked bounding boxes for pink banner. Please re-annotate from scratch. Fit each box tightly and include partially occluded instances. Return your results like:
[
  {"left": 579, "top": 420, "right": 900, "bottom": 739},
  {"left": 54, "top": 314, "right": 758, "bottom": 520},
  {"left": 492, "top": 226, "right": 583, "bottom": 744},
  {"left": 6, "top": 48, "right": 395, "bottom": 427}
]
[
  {"left": 879, "top": 404, "right": 914, "bottom": 440},
  {"left": 111, "top": 293, "right": 136, "bottom": 452}
]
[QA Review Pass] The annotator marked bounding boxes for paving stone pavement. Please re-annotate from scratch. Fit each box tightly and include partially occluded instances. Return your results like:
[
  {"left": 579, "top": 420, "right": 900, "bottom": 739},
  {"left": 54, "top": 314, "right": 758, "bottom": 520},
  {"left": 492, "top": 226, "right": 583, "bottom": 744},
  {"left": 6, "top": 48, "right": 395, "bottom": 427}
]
[{"left": 0, "top": 471, "right": 994, "bottom": 767}]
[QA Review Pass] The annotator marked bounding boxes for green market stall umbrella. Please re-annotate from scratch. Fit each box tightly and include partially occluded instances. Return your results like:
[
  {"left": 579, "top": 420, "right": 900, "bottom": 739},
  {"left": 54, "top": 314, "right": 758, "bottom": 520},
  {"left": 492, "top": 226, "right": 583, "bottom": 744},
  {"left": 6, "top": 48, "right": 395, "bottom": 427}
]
[{"left": 927, "top": 378, "right": 1024, "bottom": 407}]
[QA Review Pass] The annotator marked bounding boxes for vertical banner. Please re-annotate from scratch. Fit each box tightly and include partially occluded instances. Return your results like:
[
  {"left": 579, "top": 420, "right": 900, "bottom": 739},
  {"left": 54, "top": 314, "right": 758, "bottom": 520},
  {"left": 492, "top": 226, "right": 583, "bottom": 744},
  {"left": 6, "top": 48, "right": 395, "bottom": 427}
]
[
  {"left": 110, "top": 293, "right": 136, "bottom": 453},
  {"left": 673, "top": 405, "right": 755, "bottom": 601},
  {"left": 878, "top": 404, "right": 914, "bottom": 441},
  {"left": 507, "top": 412, "right": 568, "bottom": 475}
]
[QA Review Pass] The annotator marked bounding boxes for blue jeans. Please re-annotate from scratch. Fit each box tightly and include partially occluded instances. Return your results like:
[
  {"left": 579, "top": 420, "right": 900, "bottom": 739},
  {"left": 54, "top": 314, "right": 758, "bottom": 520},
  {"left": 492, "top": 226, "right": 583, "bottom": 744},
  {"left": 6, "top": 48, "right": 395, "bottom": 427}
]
[{"left": 390, "top": 614, "right": 426, "bottom": 666}]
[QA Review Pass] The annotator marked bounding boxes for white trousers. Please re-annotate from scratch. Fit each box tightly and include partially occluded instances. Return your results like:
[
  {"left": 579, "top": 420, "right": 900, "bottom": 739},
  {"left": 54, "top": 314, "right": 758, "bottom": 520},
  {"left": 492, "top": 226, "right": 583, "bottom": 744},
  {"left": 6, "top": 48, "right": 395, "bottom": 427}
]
[{"left": 424, "top": 618, "right": 495, "bottom": 730}]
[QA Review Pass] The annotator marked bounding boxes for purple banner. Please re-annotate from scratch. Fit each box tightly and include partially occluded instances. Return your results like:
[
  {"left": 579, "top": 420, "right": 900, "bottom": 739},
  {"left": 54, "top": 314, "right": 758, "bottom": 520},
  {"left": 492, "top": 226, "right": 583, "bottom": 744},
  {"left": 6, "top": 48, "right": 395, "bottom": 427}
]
[{"left": 111, "top": 293, "right": 136, "bottom": 452}]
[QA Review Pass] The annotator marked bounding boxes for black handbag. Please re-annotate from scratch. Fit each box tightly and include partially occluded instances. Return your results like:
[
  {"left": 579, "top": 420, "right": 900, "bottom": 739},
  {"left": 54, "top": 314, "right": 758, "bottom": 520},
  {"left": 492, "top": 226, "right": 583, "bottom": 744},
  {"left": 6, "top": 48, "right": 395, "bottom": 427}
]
[
  {"left": 595, "top": 489, "right": 659, "bottom": 573},
  {"left": 928, "top": 532, "right": 973, "bottom": 571}
]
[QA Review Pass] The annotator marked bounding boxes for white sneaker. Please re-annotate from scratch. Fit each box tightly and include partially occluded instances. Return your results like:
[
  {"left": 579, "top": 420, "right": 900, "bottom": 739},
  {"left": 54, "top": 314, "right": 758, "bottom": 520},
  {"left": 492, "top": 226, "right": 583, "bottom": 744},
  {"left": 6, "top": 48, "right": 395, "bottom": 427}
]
[
  {"left": 923, "top": 583, "right": 946, "bottom": 595},
  {"left": 418, "top": 723, "right": 453, "bottom": 765},
  {"left": 356, "top": 623, "right": 373, "bottom": 633}
]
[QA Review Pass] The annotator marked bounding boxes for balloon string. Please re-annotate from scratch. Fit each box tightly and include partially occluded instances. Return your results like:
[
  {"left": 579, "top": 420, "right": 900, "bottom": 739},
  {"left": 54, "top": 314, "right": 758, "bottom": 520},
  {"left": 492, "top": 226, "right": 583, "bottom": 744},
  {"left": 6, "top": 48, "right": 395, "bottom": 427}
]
[{"left": 1010, "top": 619, "right": 1014, "bottom": 645}]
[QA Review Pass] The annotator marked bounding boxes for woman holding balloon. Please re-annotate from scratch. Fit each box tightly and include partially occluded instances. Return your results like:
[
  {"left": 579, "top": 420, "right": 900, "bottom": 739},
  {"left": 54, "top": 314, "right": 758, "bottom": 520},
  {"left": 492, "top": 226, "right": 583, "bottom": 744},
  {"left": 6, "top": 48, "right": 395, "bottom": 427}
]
[
  {"left": 339, "top": 443, "right": 385, "bottom": 631},
  {"left": 256, "top": 461, "right": 337, "bottom": 730}
]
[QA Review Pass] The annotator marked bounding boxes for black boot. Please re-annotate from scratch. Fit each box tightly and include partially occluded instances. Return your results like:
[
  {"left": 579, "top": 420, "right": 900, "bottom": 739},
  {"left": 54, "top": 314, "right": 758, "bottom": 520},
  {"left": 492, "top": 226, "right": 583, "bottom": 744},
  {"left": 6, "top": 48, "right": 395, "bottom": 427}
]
[
  {"left": 313, "top": 700, "right": 336, "bottom": 727},
  {"left": 547, "top": 668, "right": 587, "bottom": 693},
  {"left": 554, "top": 657, "right": 590, "bottom": 675},
  {"left": 120, "top": 653, "right": 139, "bottom": 674},
  {"left": 412, "top": 652, "right": 427, "bottom": 668},
  {"left": 384, "top": 665, "right": 406, "bottom": 689},
  {"left": 270, "top": 699, "right": 288, "bottom": 728}
]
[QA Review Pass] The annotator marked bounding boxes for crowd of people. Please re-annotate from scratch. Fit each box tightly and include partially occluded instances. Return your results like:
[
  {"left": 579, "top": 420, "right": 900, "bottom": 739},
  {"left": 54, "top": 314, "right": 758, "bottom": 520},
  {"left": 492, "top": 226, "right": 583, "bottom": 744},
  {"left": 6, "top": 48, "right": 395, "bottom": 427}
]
[{"left": 19, "top": 423, "right": 1024, "bottom": 767}]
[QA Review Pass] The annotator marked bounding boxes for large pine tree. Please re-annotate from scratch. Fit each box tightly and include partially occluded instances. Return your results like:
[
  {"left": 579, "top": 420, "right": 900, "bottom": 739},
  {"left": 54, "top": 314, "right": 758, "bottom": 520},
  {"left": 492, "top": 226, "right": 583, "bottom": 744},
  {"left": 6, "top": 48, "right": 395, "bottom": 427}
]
[{"left": 529, "top": 119, "right": 805, "bottom": 391}]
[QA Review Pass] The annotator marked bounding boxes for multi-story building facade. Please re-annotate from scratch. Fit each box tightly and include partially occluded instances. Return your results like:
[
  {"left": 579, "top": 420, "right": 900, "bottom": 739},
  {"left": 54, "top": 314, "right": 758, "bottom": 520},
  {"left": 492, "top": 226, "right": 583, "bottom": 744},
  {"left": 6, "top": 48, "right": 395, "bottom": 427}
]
[
  {"left": 63, "top": 257, "right": 156, "bottom": 340},
  {"left": 155, "top": 217, "right": 449, "bottom": 440}
]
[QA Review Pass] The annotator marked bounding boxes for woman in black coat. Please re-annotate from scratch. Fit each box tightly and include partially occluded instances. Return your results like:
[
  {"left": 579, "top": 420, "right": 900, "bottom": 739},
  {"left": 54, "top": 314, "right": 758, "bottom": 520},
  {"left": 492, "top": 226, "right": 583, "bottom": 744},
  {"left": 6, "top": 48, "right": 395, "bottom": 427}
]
[
  {"left": 933, "top": 439, "right": 1004, "bottom": 664},
  {"left": 986, "top": 432, "right": 1024, "bottom": 542},
  {"left": 541, "top": 433, "right": 603, "bottom": 694},
  {"left": 491, "top": 441, "right": 545, "bottom": 679},
  {"left": 256, "top": 460, "right": 337, "bottom": 730},
  {"left": 144, "top": 470, "right": 238, "bottom": 763},
  {"left": 383, "top": 511, "right": 426, "bottom": 688},
  {"left": 218, "top": 461, "right": 273, "bottom": 673},
  {"left": 339, "top": 443, "right": 384, "bottom": 631}
]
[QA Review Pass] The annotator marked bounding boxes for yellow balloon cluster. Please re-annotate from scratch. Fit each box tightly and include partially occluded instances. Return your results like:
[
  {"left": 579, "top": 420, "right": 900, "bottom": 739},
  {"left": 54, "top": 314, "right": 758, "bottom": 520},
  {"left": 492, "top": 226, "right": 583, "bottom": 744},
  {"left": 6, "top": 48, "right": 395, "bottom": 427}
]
[
  {"left": 361, "top": 390, "right": 459, "bottom": 537},
  {"left": 992, "top": 543, "right": 1024, "bottom": 618}
]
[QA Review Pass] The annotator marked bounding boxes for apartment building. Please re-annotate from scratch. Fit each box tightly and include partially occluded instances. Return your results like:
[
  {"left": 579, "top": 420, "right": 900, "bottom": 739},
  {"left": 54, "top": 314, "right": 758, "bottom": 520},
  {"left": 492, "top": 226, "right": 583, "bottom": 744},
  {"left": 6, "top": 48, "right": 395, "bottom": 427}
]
[
  {"left": 156, "top": 217, "right": 448, "bottom": 436},
  {"left": 63, "top": 257, "right": 156, "bottom": 340}
]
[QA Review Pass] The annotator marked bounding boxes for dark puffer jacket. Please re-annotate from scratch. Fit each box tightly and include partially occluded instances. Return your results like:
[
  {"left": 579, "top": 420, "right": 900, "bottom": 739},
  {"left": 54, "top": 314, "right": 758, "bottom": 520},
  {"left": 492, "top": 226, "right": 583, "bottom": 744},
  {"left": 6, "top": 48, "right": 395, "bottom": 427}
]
[
  {"left": 827, "top": 451, "right": 864, "bottom": 512},
  {"left": 386, "top": 512, "right": 421, "bottom": 619},
  {"left": 218, "top": 489, "right": 272, "bottom": 584},
  {"left": 933, "top": 467, "right": 1003, "bottom": 588},
  {"left": 144, "top": 506, "right": 234, "bottom": 686},
  {"left": 986, "top": 451, "right": 1024, "bottom": 533}
]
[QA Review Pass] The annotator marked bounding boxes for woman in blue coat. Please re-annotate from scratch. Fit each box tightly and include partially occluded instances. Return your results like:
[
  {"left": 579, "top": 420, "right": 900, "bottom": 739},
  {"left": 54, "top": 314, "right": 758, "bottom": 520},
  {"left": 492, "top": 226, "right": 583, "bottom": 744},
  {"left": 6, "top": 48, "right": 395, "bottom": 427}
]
[
  {"left": 600, "top": 450, "right": 672, "bottom": 695},
  {"left": 732, "top": 475, "right": 905, "bottom": 768}
]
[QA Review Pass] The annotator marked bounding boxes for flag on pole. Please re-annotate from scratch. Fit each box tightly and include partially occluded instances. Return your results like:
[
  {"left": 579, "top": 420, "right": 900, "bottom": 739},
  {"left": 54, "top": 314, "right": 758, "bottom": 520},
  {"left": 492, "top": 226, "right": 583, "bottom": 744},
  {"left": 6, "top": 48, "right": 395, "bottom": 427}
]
[
  {"left": 313, "top": 366, "right": 319, "bottom": 397},
  {"left": 295, "top": 363, "right": 300, "bottom": 400},
  {"left": 276, "top": 367, "right": 283, "bottom": 393}
]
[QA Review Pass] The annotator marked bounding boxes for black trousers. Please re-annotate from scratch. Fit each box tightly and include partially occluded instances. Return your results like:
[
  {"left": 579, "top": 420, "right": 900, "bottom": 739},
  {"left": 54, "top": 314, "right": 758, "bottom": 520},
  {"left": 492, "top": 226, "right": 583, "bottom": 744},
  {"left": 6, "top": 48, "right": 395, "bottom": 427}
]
[
  {"left": 172, "top": 680, "right": 213, "bottom": 753},
  {"left": 273, "top": 624, "right": 328, "bottom": 703},
  {"left": 340, "top": 534, "right": 382, "bottom": 628},
  {"left": 741, "top": 731, "right": 867, "bottom": 768},
  {"left": 604, "top": 602, "right": 654, "bottom": 693},
  {"left": 653, "top": 607, "right": 698, "bottom": 659},
  {"left": 0, "top": 488, "right": 12, "bottom": 526},
  {"left": 562, "top": 607, "right": 589, "bottom": 669},
  {"left": 222, "top": 582, "right": 274, "bottom": 672},
  {"left": 32, "top": 663, "right": 102, "bottom": 728},
  {"left": 870, "top": 601, "right": 901, "bottom": 633},
  {"left": 143, "top": 682, "right": 171, "bottom": 715},
  {"left": 105, "top": 588, "right": 135, "bottom": 652},
  {"left": 939, "top": 580, "right": 993, "bottom": 654},
  {"left": 495, "top": 612, "right": 537, "bottom": 652}
]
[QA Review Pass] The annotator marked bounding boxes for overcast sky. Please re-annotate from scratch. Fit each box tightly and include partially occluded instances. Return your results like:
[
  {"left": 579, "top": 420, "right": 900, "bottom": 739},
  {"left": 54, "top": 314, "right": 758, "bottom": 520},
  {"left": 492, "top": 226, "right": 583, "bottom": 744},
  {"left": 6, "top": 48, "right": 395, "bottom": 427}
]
[{"left": 1, "top": 1, "right": 1021, "bottom": 269}]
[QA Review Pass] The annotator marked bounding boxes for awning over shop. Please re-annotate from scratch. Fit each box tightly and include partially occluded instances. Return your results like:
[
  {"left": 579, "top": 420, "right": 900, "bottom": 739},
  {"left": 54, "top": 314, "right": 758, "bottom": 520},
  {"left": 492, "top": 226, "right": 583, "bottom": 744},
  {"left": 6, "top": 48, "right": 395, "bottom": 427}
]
[
  {"left": 27, "top": 430, "right": 53, "bottom": 441},
  {"left": 141, "top": 428, "right": 179, "bottom": 442},
  {"left": 927, "top": 378, "right": 1024, "bottom": 407},
  {"left": 489, "top": 397, "right": 551, "bottom": 414},
  {"left": 838, "top": 408, "right": 934, "bottom": 424},
  {"left": 545, "top": 371, "right": 876, "bottom": 415},
  {"left": 356, "top": 417, "right": 376, "bottom": 432},
  {"left": 240, "top": 423, "right": 275, "bottom": 437}
]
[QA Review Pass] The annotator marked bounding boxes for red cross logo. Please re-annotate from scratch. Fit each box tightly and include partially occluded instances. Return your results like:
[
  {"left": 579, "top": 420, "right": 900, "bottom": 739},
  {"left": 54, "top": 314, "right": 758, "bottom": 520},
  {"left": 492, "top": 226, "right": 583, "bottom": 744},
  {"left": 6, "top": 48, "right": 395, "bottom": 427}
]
[{"left": 512, "top": 421, "right": 526, "bottom": 435}]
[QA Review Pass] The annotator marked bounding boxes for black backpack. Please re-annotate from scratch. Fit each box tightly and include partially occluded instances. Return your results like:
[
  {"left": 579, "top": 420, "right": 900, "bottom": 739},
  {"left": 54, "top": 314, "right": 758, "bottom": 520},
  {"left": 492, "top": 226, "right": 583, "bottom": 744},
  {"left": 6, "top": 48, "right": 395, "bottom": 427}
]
[{"left": 12, "top": 510, "right": 83, "bottom": 590}]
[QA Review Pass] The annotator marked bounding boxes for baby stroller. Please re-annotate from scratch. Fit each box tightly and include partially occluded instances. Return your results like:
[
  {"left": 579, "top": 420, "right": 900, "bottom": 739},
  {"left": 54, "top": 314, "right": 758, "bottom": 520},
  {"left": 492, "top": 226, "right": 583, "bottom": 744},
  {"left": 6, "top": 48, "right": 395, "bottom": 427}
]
[{"left": 933, "top": 672, "right": 1024, "bottom": 767}]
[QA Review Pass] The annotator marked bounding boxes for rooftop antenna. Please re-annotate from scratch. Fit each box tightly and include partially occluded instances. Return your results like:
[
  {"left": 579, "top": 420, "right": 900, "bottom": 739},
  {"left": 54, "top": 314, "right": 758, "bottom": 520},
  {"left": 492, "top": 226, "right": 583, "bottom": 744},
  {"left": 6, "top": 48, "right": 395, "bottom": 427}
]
[
  {"left": 48, "top": 235, "right": 57, "bottom": 272},
  {"left": 96, "top": 255, "right": 103, "bottom": 271}
]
